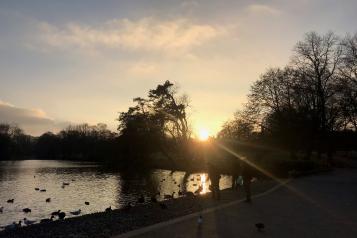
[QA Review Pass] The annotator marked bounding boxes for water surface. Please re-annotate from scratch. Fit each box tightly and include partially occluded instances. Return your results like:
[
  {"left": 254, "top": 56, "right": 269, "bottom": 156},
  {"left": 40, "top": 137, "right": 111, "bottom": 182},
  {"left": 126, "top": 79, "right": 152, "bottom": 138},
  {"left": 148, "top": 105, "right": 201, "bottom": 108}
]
[{"left": 0, "top": 160, "right": 232, "bottom": 228}]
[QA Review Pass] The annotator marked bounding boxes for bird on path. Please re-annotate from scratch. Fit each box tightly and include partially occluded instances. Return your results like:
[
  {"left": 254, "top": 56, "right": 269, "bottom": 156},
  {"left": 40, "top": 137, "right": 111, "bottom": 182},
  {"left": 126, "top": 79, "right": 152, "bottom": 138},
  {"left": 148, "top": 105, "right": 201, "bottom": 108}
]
[
  {"left": 0, "top": 206, "right": 3, "bottom": 213},
  {"left": 255, "top": 223, "right": 265, "bottom": 232},
  {"left": 46, "top": 198, "right": 51, "bottom": 203},
  {"left": 85, "top": 201, "right": 90, "bottom": 205},
  {"left": 40, "top": 189, "right": 46, "bottom": 192},
  {"left": 7, "top": 199, "right": 14, "bottom": 203},
  {"left": 34, "top": 188, "right": 39, "bottom": 191}
]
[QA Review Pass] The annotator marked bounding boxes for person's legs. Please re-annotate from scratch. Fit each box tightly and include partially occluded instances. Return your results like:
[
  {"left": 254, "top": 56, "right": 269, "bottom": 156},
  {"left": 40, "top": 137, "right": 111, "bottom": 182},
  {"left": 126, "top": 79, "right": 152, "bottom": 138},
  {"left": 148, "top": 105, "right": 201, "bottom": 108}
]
[
  {"left": 232, "top": 175, "right": 237, "bottom": 190},
  {"left": 243, "top": 176, "right": 251, "bottom": 202}
]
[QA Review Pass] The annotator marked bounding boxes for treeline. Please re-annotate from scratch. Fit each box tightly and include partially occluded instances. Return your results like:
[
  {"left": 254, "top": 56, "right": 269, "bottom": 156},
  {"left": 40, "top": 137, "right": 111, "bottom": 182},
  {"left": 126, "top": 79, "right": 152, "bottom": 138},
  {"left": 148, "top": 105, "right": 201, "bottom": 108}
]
[
  {"left": 0, "top": 123, "right": 118, "bottom": 161},
  {"left": 219, "top": 32, "right": 357, "bottom": 160}
]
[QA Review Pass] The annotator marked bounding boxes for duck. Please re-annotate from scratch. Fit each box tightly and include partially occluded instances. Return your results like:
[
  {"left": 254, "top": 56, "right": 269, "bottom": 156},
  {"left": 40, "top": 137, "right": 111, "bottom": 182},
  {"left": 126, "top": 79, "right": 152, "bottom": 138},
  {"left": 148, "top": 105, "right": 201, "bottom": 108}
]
[
  {"left": 255, "top": 223, "right": 265, "bottom": 232},
  {"left": 22, "top": 208, "right": 31, "bottom": 213},
  {"left": 46, "top": 198, "right": 51, "bottom": 203},
  {"left": 40, "top": 189, "right": 46, "bottom": 192},
  {"left": 0, "top": 206, "right": 3, "bottom": 213},
  {"left": 70, "top": 209, "right": 81, "bottom": 215},
  {"left": 105, "top": 206, "right": 112, "bottom": 212},
  {"left": 137, "top": 195, "right": 145, "bottom": 203},
  {"left": 40, "top": 215, "right": 54, "bottom": 223},
  {"left": 7, "top": 199, "right": 14, "bottom": 203},
  {"left": 51, "top": 210, "right": 61, "bottom": 216},
  {"left": 84, "top": 201, "right": 90, "bottom": 205},
  {"left": 34, "top": 188, "right": 40, "bottom": 191},
  {"left": 23, "top": 218, "right": 36, "bottom": 226},
  {"left": 58, "top": 211, "right": 66, "bottom": 220},
  {"left": 62, "top": 182, "right": 70, "bottom": 186}
]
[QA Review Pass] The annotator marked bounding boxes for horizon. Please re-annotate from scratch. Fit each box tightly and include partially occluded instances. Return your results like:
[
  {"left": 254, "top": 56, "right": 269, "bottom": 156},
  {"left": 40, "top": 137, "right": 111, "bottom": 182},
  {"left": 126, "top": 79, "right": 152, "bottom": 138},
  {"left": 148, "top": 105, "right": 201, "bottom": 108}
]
[{"left": 1, "top": 0, "right": 357, "bottom": 137}]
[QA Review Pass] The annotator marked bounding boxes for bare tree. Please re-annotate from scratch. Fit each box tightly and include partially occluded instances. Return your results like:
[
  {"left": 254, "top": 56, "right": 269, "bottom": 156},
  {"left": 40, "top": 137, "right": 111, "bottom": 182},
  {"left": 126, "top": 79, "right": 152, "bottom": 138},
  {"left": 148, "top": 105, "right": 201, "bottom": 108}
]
[{"left": 292, "top": 31, "right": 342, "bottom": 133}]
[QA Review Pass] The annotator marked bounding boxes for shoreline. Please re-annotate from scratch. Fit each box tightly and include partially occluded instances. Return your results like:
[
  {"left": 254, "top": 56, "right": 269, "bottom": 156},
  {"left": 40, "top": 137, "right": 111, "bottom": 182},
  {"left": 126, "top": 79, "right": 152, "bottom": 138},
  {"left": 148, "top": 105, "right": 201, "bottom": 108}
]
[{"left": 0, "top": 180, "right": 279, "bottom": 238}]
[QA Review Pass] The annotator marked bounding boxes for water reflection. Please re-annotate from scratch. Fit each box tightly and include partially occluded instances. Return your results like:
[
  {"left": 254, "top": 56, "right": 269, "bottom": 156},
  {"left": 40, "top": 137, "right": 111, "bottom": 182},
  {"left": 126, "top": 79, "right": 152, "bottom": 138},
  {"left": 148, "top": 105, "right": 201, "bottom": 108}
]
[{"left": 0, "top": 160, "right": 232, "bottom": 228}]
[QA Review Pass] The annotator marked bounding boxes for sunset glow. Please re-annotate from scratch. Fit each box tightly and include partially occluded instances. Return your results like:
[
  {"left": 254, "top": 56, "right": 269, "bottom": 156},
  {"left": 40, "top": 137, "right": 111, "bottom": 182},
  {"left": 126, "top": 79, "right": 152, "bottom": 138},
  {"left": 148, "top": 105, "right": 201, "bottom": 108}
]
[{"left": 198, "top": 128, "right": 209, "bottom": 141}]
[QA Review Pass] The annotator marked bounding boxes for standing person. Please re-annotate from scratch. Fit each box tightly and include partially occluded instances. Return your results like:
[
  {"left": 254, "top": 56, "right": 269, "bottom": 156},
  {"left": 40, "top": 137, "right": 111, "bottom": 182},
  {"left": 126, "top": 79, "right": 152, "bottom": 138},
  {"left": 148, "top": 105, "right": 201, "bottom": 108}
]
[
  {"left": 231, "top": 159, "right": 241, "bottom": 190},
  {"left": 208, "top": 162, "right": 221, "bottom": 200},
  {"left": 241, "top": 159, "right": 253, "bottom": 203}
]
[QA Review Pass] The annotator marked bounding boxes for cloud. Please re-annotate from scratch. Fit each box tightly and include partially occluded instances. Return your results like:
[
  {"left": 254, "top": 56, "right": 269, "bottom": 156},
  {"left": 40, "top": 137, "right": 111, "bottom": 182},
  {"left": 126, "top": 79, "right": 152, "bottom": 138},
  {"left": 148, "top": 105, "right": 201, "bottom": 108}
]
[
  {"left": 246, "top": 4, "right": 281, "bottom": 16},
  {"left": 0, "top": 100, "right": 68, "bottom": 136},
  {"left": 35, "top": 18, "right": 224, "bottom": 56}
]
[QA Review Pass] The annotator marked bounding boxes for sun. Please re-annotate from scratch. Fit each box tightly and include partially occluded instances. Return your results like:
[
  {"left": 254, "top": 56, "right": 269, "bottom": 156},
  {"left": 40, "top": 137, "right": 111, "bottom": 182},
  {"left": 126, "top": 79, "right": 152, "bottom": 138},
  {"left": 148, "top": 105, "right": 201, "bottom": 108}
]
[{"left": 198, "top": 128, "right": 209, "bottom": 141}]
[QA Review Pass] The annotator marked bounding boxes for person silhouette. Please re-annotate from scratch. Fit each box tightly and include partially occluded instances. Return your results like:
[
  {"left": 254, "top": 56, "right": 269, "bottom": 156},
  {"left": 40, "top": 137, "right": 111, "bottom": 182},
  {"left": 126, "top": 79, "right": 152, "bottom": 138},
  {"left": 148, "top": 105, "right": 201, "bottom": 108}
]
[
  {"left": 241, "top": 159, "right": 253, "bottom": 202},
  {"left": 208, "top": 162, "right": 221, "bottom": 200}
]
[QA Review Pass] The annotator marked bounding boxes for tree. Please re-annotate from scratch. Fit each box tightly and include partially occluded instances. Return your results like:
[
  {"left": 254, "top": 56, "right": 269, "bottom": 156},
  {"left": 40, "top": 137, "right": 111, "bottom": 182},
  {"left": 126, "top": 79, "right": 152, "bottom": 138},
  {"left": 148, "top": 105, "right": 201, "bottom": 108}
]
[
  {"left": 117, "top": 81, "right": 191, "bottom": 163},
  {"left": 339, "top": 33, "right": 357, "bottom": 130},
  {"left": 148, "top": 81, "right": 190, "bottom": 144},
  {"left": 218, "top": 110, "right": 254, "bottom": 141},
  {"left": 0, "top": 124, "right": 12, "bottom": 159},
  {"left": 292, "top": 31, "right": 342, "bottom": 134}
]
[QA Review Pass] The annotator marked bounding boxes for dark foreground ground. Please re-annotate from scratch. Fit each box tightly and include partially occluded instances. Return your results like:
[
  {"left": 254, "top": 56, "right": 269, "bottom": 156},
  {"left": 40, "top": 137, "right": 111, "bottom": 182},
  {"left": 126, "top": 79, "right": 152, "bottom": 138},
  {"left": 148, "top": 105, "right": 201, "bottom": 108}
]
[
  {"left": 0, "top": 179, "right": 277, "bottom": 238},
  {"left": 116, "top": 169, "right": 357, "bottom": 238}
]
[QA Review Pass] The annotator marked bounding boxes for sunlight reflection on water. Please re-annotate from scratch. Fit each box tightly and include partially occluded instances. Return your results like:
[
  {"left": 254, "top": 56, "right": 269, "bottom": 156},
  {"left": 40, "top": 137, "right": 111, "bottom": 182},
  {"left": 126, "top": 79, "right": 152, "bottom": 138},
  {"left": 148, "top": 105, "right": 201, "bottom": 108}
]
[{"left": 0, "top": 160, "right": 232, "bottom": 227}]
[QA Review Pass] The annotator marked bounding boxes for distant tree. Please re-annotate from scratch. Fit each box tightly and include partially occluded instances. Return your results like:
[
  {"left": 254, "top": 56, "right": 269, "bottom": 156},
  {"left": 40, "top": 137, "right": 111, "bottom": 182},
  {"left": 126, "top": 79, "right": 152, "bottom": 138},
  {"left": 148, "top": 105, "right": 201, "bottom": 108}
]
[
  {"left": 0, "top": 124, "right": 12, "bottom": 159},
  {"left": 218, "top": 110, "right": 254, "bottom": 141},
  {"left": 35, "top": 132, "right": 59, "bottom": 159},
  {"left": 0, "top": 123, "right": 33, "bottom": 159}
]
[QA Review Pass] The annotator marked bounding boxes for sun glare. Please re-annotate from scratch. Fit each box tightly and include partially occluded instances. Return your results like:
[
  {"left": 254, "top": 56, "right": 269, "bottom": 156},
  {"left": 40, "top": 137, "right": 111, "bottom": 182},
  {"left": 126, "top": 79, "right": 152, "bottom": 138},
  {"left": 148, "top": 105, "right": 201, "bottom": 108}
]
[{"left": 198, "top": 128, "right": 209, "bottom": 141}]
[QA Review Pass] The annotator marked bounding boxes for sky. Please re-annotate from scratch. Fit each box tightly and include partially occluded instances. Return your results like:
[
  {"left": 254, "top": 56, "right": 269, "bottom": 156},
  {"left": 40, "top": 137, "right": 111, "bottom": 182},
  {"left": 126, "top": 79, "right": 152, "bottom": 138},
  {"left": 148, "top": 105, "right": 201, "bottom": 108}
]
[{"left": 0, "top": 0, "right": 357, "bottom": 136}]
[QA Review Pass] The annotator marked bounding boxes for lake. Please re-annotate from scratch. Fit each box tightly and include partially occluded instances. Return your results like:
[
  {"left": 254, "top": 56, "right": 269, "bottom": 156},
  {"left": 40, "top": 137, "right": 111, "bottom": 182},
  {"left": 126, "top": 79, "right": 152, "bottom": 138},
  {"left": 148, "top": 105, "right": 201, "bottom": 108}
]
[{"left": 0, "top": 160, "right": 232, "bottom": 228}]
